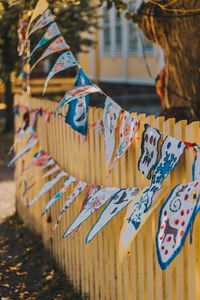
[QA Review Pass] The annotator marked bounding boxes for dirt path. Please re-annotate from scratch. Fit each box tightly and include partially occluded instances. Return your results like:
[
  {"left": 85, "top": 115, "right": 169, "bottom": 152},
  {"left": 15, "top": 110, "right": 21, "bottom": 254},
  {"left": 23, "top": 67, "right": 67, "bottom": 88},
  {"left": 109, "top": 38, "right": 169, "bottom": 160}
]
[{"left": 0, "top": 167, "right": 15, "bottom": 223}]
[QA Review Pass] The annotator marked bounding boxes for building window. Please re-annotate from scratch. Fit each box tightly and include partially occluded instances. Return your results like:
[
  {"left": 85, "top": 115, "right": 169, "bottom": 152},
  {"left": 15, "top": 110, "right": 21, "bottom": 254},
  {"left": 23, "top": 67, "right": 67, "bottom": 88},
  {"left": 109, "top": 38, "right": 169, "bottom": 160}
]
[
  {"left": 128, "top": 0, "right": 154, "bottom": 55},
  {"left": 128, "top": 22, "right": 138, "bottom": 53},
  {"left": 102, "top": 8, "right": 111, "bottom": 54},
  {"left": 115, "top": 11, "right": 122, "bottom": 54}
]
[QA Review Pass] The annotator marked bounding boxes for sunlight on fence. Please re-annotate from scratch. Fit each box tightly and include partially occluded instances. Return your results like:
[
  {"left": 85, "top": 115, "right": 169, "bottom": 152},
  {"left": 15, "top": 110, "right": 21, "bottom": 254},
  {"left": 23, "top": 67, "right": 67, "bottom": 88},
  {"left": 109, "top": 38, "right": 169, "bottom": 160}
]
[{"left": 15, "top": 94, "right": 200, "bottom": 300}]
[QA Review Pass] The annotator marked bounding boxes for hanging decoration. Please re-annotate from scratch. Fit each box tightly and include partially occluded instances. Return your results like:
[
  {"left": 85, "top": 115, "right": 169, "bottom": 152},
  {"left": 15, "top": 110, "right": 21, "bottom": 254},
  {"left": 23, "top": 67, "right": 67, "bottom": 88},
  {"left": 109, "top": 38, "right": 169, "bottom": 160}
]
[
  {"left": 86, "top": 187, "right": 141, "bottom": 243},
  {"left": 192, "top": 147, "right": 200, "bottom": 181},
  {"left": 15, "top": 109, "right": 40, "bottom": 142},
  {"left": 43, "top": 180, "right": 87, "bottom": 218},
  {"left": 28, "top": 170, "right": 67, "bottom": 207},
  {"left": 28, "top": 22, "right": 61, "bottom": 60},
  {"left": 30, "top": 36, "right": 69, "bottom": 72},
  {"left": 103, "top": 97, "right": 122, "bottom": 165},
  {"left": 26, "top": 0, "right": 49, "bottom": 38},
  {"left": 27, "top": 158, "right": 55, "bottom": 185},
  {"left": 62, "top": 187, "right": 120, "bottom": 238},
  {"left": 8, "top": 135, "right": 38, "bottom": 167},
  {"left": 56, "top": 84, "right": 102, "bottom": 112},
  {"left": 138, "top": 124, "right": 162, "bottom": 179},
  {"left": 28, "top": 9, "right": 54, "bottom": 37},
  {"left": 41, "top": 164, "right": 60, "bottom": 179},
  {"left": 53, "top": 181, "right": 88, "bottom": 230},
  {"left": 110, "top": 112, "right": 139, "bottom": 170},
  {"left": 43, "top": 51, "right": 78, "bottom": 94},
  {"left": 65, "top": 68, "right": 91, "bottom": 136},
  {"left": 39, "top": 175, "right": 76, "bottom": 214},
  {"left": 119, "top": 136, "right": 186, "bottom": 258},
  {"left": 19, "top": 149, "right": 51, "bottom": 177},
  {"left": 156, "top": 181, "right": 200, "bottom": 269}
]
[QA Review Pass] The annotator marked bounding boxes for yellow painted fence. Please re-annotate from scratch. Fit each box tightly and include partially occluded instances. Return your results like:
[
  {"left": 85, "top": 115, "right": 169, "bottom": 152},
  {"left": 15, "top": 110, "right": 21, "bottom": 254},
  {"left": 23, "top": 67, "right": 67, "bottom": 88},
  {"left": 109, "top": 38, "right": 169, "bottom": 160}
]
[{"left": 15, "top": 94, "right": 200, "bottom": 300}]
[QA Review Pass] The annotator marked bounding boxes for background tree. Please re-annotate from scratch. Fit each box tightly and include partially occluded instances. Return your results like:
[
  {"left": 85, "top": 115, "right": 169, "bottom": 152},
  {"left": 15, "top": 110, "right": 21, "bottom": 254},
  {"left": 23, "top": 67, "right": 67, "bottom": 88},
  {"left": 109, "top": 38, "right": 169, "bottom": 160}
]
[
  {"left": 103, "top": 0, "right": 200, "bottom": 122},
  {"left": 0, "top": 0, "right": 98, "bottom": 132}
]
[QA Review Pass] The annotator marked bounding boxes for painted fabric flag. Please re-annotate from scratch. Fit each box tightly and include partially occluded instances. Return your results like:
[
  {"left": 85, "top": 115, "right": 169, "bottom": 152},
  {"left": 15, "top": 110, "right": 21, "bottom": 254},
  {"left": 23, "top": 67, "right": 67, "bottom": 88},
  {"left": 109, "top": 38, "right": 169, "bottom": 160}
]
[
  {"left": 65, "top": 68, "right": 91, "bottom": 136},
  {"left": 19, "top": 149, "right": 50, "bottom": 177},
  {"left": 103, "top": 97, "right": 122, "bottom": 165},
  {"left": 156, "top": 181, "right": 200, "bottom": 269},
  {"left": 40, "top": 175, "right": 76, "bottom": 216},
  {"left": 111, "top": 112, "right": 139, "bottom": 168},
  {"left": 43, "top": 51, "right": 78, "bottom": 94},
  {"left": 56, "top": 84, "right": 102, "bottom": 112},
  {"left": 148, "top": 136, "right": 186, "bottom": 200},
  {"left": 41, "top": 164, "right": 60, "bottom": 179},
  {"left": 192, "top": 147, "right": 200, "bottom": 181},
  {"left": 8, "top": 135, "right": 38, "bottom": 167},
  {"left": 95, "top": 119, "right": 104, "bottom": 135},
  {"left": 138, "top": 124, "right": 162, "bottom": 179},
  {"left": 27, "top": 158, "right": 55, "bottom": 185},
  {"left": 119, "top": 136, "right": 186, "bottom": 257},
  {"left": 28, "top": 23, "right": 60, "bottom": 60},
  {"left": 30, "top": 36, "right": 69, "bottom": 72},
  {"left": 86, "top": 187, "right": 141, "bottom": 243},
  {"left": 29, "top": 9, "right": 54, "bottom": 37},
  {"left": 62, "top": 186, "right": 120, "bottom": 238},
  {"left": 15, "top": 110, "right": 39, "bottom": 142},
  {"left": 53, "top": 181, "right": 88, "bottom": 229},
  {"left": 28, "top": 170, "right": 67, "bottom": 207},
  {"left": 26, "top": 0, "right": 49, "bottom": 38}
]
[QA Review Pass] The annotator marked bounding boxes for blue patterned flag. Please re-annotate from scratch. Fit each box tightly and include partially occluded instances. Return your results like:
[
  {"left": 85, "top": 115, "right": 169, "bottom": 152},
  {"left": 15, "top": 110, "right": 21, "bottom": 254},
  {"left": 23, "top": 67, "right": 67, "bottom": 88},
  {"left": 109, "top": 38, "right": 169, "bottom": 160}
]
[
  {"left": 119, "top": 136, "right": 186, "bottom": 259},
  {"left": 65, "top": 68, "right": 91, "bottom": 136}
]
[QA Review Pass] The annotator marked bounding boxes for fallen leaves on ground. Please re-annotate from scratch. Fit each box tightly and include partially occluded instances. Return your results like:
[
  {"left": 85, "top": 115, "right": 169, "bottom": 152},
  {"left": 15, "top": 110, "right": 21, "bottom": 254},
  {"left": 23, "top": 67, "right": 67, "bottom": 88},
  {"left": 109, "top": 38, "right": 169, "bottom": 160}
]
[{"left": 0, "top": 214, "right": 83, "bottom": 300}]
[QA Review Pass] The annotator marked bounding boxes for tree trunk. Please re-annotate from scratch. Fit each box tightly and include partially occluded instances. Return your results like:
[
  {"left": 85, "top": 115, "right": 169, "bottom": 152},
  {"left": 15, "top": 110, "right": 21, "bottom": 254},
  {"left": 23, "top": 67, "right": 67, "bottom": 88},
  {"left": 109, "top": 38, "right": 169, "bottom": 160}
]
[
  {"left": 4, "top": 75, "right": 14, "bottom": 133},
  {"left": 2, "top": 31, "right": 14, "bottom": 133},
  {"left": 136, "top": 0, "right": 200, "bottom": 122}
]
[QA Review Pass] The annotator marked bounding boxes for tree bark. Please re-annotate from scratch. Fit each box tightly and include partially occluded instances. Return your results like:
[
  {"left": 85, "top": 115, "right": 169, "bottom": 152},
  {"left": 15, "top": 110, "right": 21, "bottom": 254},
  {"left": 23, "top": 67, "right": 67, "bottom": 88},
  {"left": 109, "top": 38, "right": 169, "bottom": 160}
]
[
  {"left": 136, "top": 0, "right": 200, "bottom": 122},
  {"left": 4, "top": 75, "right": 14, "bottom": 133},
  {"left": 2, "top": 31, "right": 14, "bottom": 133}
]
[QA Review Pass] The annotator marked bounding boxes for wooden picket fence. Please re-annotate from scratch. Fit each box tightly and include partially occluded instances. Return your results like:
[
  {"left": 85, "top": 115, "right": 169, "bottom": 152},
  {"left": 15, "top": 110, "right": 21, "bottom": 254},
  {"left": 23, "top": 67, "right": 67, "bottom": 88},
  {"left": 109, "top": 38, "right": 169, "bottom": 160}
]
[{"left": 15, "top": 94, "right": 200, "bottom": 300}]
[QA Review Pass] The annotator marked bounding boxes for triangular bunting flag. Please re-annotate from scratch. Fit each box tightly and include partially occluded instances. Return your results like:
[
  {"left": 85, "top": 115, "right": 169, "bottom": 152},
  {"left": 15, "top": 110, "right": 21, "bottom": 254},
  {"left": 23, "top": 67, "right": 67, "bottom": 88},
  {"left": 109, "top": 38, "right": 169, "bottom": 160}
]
[
  {"left": 29, "top": 9, "right": 54, "bottom": 37},
  {"left": 86, "top": 187, "right": 140, "bottom": 243},
  {"left": 40, "top": 175, "right": 76, "bottom": 216},
  {"left": 56, "top": 84, "right": 102, "bottom": 112},
  {"left": 30, "top": 36, "right": 69, "bottom": 72},
  {"left": 28, "top": 22, "right": 61, "bottom": 60},
  {"left": 26, "top": 0, "right": 49, "bottom": 38},
  {"left": 62, "top": 186, "right": 120, "bottom": 238},
  {"left": 156, "top": 181, "right": 200, "bottom": 269},
  {"left": 103, "top": 97, "right": 122, "bottom": 165},
  {"left": 65, "top": 68, "right": 91, "bottom": 136},
  {"left": 43, "top": 51, "right": 78, "bottom": 94},
  {"left": 138, "top": 124, "right": 162, "bottom": 179},
  {"left": 53, "top": 181, "right": 88, "bottom": 229},
  {"left": 8, "top": 135, "right": 38, "bottom": 167},
  {"left": 28, "top": 171, "right": 67, "bottom": 207},
  {"left": 119, "top": 136, "right": 186, "bottom": 257},
  {"left": 41, "top": 164, "right": 60, "bottom": 179},
  {"left": 110, "top": 112, "right": 139, "bottom": 169}
]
